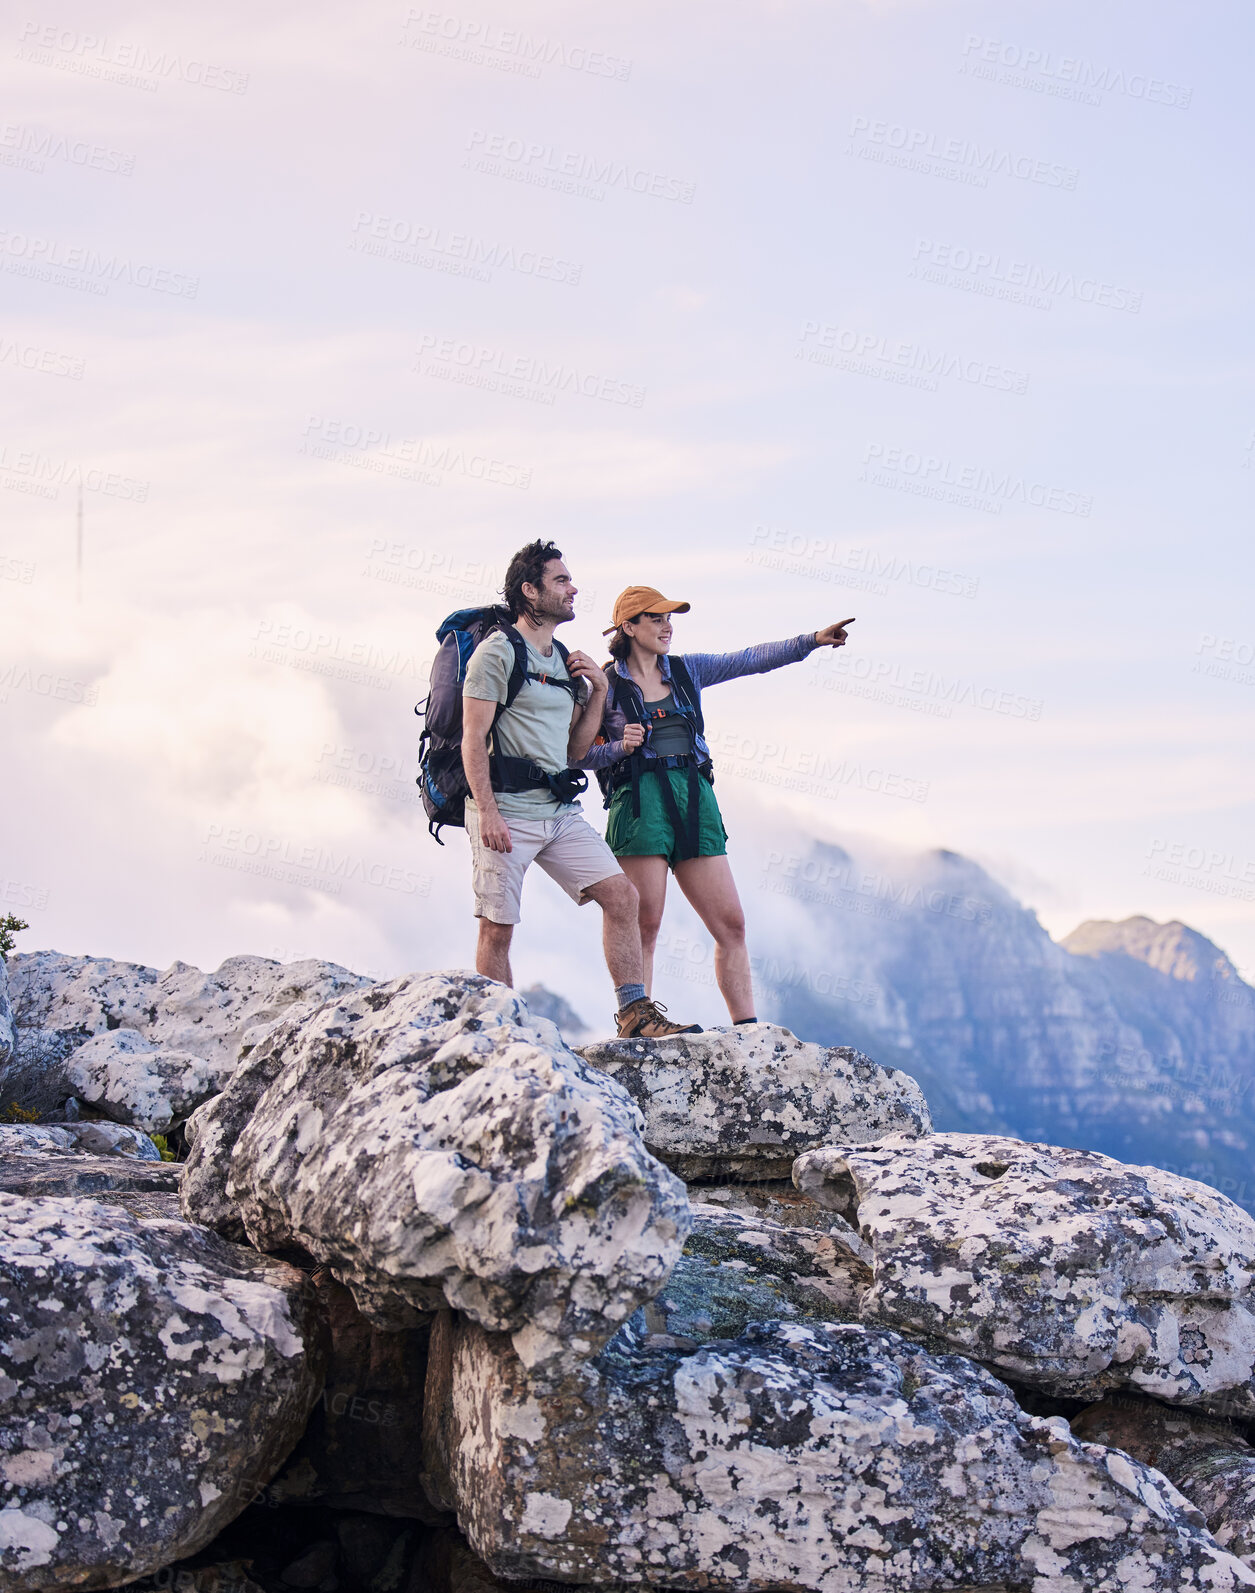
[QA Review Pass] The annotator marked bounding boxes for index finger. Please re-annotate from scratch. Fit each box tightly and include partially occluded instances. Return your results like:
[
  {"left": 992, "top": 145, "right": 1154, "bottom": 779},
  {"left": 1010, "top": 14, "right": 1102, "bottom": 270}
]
[{"left": 836, "top": 618, "right": 856, "bottom": 628}]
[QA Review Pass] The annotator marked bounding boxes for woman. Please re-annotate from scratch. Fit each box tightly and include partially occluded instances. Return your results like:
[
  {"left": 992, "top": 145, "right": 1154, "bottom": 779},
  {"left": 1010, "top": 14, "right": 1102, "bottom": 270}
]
[{"left": 581, "top": 584, "right": 853, "bottom": 1025}]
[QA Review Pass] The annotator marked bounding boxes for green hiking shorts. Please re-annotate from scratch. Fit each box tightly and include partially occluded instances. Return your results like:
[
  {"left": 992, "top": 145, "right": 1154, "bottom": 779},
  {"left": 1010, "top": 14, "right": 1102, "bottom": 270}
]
[{"left": 606, "top": 767, "right": 728, "bottom": 869}]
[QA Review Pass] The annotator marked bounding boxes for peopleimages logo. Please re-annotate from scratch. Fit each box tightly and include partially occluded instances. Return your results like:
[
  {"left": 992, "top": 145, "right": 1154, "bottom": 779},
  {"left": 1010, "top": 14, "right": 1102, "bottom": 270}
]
[
  {"left": 415, "top": 334, "right": 644, "bottom": 408},
  {"left": 847, "top": 116, "right": 1078, "bottom": 190},
  {"left": 349, "top": 212, "right": 581, "bottom": 287},
  {"left": 910, "top": 238, "right": 1141, "bottom": 315},
  {"left": 299, "top": 416, "right": 532, "bottom": 491},
  {"left": 862, "top": 442, "right": 1092, "bottom": 517},
  {"left": 16, "top": 22, "right": 249, "bottom": 93},
  {"left": 0, "top": 446, "right": 148, "bottom": 501},
  {"left": 959, "top": 34, "right": 1191, "bottom": 110},
  {"left": 798, "top": 320, "right": 1029, "bottom": 396},
  {"left": 0, "top": 121, "right": 135, "bottom": 175},
  {"left": 0, "top": 230, "right": 198, "bottom": 297},
  {"left": 400, "top": 10, "right": 632, "bottom": 80},
  {"left": 464, "top": 130, "right": 695, "bottom": 203}
]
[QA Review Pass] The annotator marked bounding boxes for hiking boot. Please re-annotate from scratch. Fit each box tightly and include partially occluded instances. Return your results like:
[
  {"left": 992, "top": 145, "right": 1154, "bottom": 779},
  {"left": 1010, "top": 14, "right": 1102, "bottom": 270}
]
[{"left": 614, "top": 997, "right": 702, "bottom": 1040}]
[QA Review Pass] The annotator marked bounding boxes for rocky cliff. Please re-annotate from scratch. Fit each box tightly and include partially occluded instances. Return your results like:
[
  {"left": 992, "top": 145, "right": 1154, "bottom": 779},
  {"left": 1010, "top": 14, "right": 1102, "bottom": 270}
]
[
  {"left": 4, "top": 947, "right": 1255, "bottom": 1592},
  {"left": 758, "top": 842, "right": 1255, "bottom": 1211}
]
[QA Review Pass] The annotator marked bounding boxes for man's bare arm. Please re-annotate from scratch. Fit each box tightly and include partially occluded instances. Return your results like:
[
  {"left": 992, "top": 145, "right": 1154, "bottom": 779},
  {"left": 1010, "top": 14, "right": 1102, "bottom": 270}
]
[{"left": 462, "top": 696, "right": 512, "bottom": 853}]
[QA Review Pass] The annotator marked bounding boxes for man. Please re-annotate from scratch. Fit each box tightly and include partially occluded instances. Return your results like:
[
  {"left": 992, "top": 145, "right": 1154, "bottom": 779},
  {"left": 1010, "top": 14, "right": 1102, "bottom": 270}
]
[{"left": 462, "top": 540, "right": 701, "bottom": 1039}]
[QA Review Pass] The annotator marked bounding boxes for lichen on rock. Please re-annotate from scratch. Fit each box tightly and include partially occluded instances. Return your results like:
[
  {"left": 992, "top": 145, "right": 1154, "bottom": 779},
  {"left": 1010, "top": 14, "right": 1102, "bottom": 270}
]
[
  {"left": 579, "top": 1022, "right": 931, "bottom": 1180},
  {"left": 423, "top": 1310, "right": 1255, "bottom": 1590},
  {"left": 0, "top": 1192, "right": 326, "bottom": 1590},
  {"left": 795, "top": 1132, "right": 1255, "bottom": 1417},
  {"left": 182, "top": 972, "right": 691, "bottom": 1373}
]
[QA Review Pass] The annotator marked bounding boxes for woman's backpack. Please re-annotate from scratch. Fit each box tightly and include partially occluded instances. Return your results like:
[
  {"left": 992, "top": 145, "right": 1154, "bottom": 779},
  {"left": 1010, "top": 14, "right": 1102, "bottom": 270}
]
[{"left": 592, "top": 657, "right": 705, "bottom": 806}]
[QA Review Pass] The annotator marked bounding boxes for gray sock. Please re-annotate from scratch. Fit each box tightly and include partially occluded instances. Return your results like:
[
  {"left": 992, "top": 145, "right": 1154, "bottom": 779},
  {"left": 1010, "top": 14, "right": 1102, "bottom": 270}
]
[{"left": 615, "top": 982, "right": 646, "bottom": 1010}]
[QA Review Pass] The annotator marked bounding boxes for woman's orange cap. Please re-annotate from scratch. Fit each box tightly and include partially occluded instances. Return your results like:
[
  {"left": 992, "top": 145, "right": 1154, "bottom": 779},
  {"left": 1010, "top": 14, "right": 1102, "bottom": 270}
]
[{"left": 601, "top": 585, "right": 691, "bottom": 636}]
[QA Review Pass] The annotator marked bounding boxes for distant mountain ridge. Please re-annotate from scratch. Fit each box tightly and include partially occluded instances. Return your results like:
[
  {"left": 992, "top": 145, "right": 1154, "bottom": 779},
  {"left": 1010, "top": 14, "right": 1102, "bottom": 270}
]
[{"left": 754, "top": 843, "right": 1255, "bottom": 1214}]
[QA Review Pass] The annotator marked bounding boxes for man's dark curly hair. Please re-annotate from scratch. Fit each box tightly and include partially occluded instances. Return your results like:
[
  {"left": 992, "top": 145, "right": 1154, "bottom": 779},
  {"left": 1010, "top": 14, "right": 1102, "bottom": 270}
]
[{"left": 502, "top": 539, "right": 563, "bottom": 622}]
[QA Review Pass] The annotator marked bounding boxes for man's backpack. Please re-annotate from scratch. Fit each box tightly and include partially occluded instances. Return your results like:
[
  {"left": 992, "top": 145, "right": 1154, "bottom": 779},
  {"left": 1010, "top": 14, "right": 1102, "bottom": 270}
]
[{"left": 415, "top": 606, "right": 584, "bottom": 843}]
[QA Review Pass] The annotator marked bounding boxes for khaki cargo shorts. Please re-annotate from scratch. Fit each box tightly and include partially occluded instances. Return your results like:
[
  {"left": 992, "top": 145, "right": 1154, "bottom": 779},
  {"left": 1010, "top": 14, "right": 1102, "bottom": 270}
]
[{"left": 465, "top": 805, "right": 623, "bottom": 925}]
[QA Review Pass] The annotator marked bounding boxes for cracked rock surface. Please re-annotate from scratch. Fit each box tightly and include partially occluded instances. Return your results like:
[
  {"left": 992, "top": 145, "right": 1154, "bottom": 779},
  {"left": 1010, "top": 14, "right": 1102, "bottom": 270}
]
[
  {"left": 578, "top": 1023, "right": 930, "bottom": 1180},
  {"left": 0, "top": 1152, "right": 180, "bottom": 1199},
  {"left": 794, "top": 1132, "right": 1255, "bottom": 1416},
  {"left": 181, "top": 972, "right": 691, "bottom": 1373},
  {"left": 423, "top": 1311, "right": 1255, "bottom": 1591},
  {"left": 0, "top": 1192, "right": 326, "bottom": 1590},
  {"left": 3, "top": 951, "right": 371, "bottom": 1121},
  {"left": 1074, "top": 1396, "right": 1255, "bottom": 1570}
]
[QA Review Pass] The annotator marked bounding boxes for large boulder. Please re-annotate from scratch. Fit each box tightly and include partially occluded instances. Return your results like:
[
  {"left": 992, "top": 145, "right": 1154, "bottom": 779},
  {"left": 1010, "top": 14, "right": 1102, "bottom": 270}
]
[
  {"left": 1074, "top": 1396, "right": 1255, "bottom": 1570},
  {"left": 422, "top": 1311, "right": 1255, "bottom": 1591},
  {"left": 182, "top": 972, "right": 691, "bottom": 1373},
  {"left": 0, "top": 1192, "right": 326, "bottom": 1590},
  {"left": 578, "top": 1023, "right": 930, "bottom": 1180},
  {"left": 66, "top": 1029, "right": 226, "bottom": 1133},
  {"left": 794, "top": 1133, "right": 1255, "bottom": 1417},
  {"left": 0, "top": 1121, "right": 160, "bottom": 1159},
  {"left": 3, "top": 951, "right": 371, "bottom": 1120}
]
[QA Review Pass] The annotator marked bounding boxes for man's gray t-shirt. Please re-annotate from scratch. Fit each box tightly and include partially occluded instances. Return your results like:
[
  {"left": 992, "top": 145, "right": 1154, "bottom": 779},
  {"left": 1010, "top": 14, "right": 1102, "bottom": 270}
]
[{"left": 463, "top": 631, "right": 586, "bottom": 818}]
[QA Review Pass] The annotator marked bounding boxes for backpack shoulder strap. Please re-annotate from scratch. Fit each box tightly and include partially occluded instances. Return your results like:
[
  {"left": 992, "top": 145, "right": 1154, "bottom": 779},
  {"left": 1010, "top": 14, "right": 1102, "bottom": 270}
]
[
  {"left": 607, "top": 661, "right": 646, "bottom": 724},
  {"left": 550, "top": 638, "right": 581, "bottom": 701},
  {"left": 494, "top": 623, "right": 531, "bottom": 712},
  {"left": 668, "top": 655, "right": 704, "bottom": 738}
]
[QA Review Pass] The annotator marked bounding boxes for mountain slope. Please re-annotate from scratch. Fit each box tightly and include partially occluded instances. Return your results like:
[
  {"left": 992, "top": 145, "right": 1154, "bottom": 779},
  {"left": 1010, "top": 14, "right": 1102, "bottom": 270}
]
[{"left": 758, "top": 844, "right": 1255, "bottom": 1213}]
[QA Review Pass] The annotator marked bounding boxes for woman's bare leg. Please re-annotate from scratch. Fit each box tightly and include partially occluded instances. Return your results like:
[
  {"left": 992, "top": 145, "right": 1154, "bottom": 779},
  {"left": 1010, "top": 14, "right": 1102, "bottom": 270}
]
[
  {"left": 617, "top": 855, "right": 670, "bottom": 993},
  {"left": 673, "top": 854, "right": 754, "bottom": 1022}
]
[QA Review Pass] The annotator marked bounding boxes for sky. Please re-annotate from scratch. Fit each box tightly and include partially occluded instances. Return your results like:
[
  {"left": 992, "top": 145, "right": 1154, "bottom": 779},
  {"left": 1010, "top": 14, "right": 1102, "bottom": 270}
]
[{"left": 2, "top": 0, "right": 1252, "bottom": 1028}]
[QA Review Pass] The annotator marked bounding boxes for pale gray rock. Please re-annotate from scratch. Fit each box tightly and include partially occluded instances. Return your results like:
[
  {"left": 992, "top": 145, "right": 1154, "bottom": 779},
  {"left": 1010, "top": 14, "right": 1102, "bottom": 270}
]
[
  {"left": 0, "top": 1152, "right": 179, "bottom": 1199},
  {"left": 0, "top": 1120, "right": 160, "bottom": 1159},
  {"left": 9, "top": 950, "right": 372, "bottom": 1064},
  {"left": 0, "top": 1192, "right": 326, "bottom": 1590},
  {"left": 66, "top": 1029, "right": 226, "bottom": 1133},
  {"left": 1074, "top": 1396, "right": 1255, "bottom": 1570},
  {"left": 182, "top": 972, "right": 691, "bottom": 1373},
  {"left": 4, "top": 950, "right": 371, "bottom": 1120},
  {"left": 577, "top": 1023, "right": 930, "bottom": 1180},
  {"left": 422, "top": 1311, "right": 1255, "bottom": 1591},
  {"left": 794, "top": 1132, "right": 1255, "bottom": 1417}
]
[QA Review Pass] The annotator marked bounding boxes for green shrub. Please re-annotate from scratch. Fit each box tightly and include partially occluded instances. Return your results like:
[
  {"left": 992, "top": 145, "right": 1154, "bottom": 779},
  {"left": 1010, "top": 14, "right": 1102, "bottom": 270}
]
[
  {"left": 0, "top": 914, "right": 28, "bottom": 960},
  {"left": 1, "top": 1101, "right": 40, "bottom": 1124}
]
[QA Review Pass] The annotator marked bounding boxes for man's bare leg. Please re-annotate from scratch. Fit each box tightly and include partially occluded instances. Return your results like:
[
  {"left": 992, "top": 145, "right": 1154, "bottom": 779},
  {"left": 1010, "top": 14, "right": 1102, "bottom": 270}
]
[
  {"left": 582, "top": 873, "right": 643, "bottom": 989},
  {"left": 476, "top": 919, "right": 514, "bottom": 985}
]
